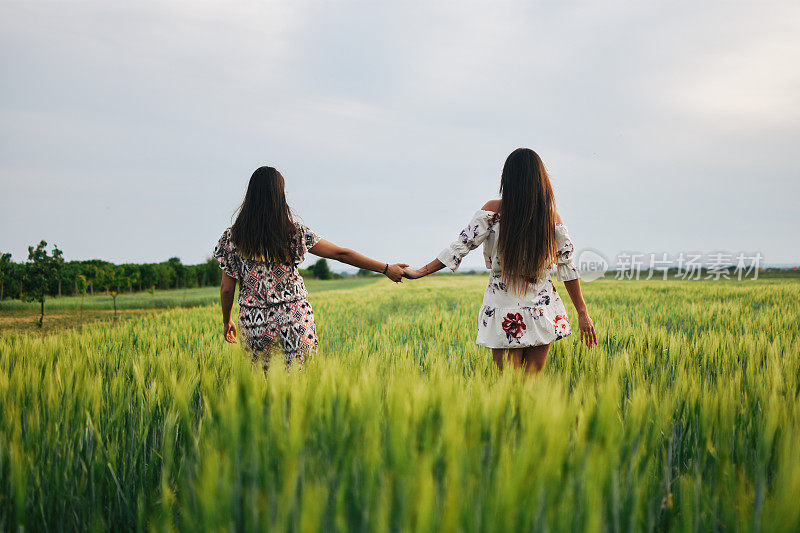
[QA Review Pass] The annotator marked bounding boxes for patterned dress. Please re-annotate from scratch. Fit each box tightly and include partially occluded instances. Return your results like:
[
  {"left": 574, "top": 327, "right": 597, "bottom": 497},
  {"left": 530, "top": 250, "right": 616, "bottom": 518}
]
[
  {"left": 214, "top": 222, "right": 320, "bottom": 370},
  {"left": 437, "top": 210, "right": 581, "bottom": 348}
]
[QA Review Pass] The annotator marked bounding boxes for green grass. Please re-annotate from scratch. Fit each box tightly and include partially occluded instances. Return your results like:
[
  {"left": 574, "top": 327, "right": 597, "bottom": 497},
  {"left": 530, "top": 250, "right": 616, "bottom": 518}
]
[
  {"left": 1, "top": 276, "right": 799, "bottom": 531},
  {"left": 0, "top": 277, "right": 376, "bottom": 313},
  {"left": 0, "top": 277, "right": 382, "bottom": 335},
  {"left": 0, "top": 277, "right": 379, "bottom": 312}
]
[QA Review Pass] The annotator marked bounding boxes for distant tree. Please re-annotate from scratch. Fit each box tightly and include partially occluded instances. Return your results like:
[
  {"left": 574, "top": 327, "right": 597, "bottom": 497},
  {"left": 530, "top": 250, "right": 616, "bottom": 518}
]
[
  {"left": 184, "top": 264, "right": 200, "bottom": 288},
  {"left": 0, "top": 252, "right": 11, "bottom": 300},
  {"left": 139, "top": 263, "right": 156, "bottom": 291},
  {"left": 167, "top": 257, "right": 184, "bottom": 289},
  {"left": 54, "top": 253, "right": 65, "bottom": 297},
  {"left": 95, "top": 265, "right": 112, "bottom": 295},
  {"left": 154, "top": 263, "right": 173, "bottom": 290},
  {"left": 204, "top": 257, "right": 222, "bottom": 286},
  {"left": 62, "top": 262, "right": 83, "bottom": 296},
  {"left": 356, "top": 268, "right": 374, "bottom": 277},
  {"left": 83, "top": 262, "right": 107, "bottom": 296},
  {"left": 75, "top": 274, "right": 88, "bottom": 327},
  {"left": 127, "top": 270, "right": 140, "bottom": 295},
  {"left": 311, "top": 258, "right": 332, "bottom": 280},
  {"left": 98, "top": 265, "right": 130, "bottom": 320},
  {"left": 25, "top": 241, "right": 63, "bottom": 327},
  {"left": 83, "top": 265, "right": 94, "bottom": 296},
  {"left": 121, "top": 264, "right": 141, "bottom": 293},
  {"left": 10, "top": 262, "right": 25, "bottom": 299}
]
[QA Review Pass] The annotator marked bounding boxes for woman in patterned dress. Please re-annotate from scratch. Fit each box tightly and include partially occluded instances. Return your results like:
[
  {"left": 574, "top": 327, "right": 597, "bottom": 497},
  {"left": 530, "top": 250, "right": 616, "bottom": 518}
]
[
  {"left": 214, "top": 166, "right": 407, "bottom": 371},
  {"left": 403, "top": 148, "right": 598, "bottom": 375}
]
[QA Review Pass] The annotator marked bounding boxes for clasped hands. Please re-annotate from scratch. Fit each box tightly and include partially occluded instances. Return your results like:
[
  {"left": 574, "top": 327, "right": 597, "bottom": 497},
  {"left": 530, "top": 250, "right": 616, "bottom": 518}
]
[
  {"left": 383, "top": 263, "right": 407, "bottom": 282},
  {"left": 382, "top": 264, "right": 426, "bottom": 282}
]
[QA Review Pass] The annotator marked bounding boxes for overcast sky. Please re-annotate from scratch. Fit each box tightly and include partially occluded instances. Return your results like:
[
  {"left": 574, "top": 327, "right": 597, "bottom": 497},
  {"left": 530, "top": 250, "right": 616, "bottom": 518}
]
[{"left": 1, "top": 1, "right": 799, "bottom": 272}]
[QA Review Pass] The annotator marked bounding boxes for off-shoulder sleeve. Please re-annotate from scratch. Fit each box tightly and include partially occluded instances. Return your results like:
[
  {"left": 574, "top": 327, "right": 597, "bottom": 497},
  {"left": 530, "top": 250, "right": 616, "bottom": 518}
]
[
  {"left": 213, "top": 228, "right": 242, "bottom": 279},
  {"left": 295, "top": 223, "right": 321, "bottom": 257},
  {"left": 437, "top": 210, "right": 500, "bottom": 272},
  {"left": 555, "top": 224, "right": 580, "bottom": 282}
]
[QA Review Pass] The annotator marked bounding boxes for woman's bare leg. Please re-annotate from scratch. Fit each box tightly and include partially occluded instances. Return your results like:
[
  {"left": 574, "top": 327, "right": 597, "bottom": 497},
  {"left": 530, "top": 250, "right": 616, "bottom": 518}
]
[
  {"left": 492, "top": 348, "right": 525, "bottom": 372},
  {"left": 522, "top": 344, "right": 551, "bottom": 376},
  {"left": 492, "top": 349, "right": 504, "bottom": 371}
]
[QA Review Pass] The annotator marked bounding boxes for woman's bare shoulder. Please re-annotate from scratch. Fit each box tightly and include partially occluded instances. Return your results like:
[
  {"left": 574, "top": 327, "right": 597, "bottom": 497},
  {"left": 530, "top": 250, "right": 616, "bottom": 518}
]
[{"left": 481, "top": 199, "right": 501, "bottom": 212}]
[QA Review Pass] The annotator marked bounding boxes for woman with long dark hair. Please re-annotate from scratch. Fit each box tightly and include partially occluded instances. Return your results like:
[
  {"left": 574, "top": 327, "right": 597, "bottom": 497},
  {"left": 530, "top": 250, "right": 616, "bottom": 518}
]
[
  {"left": 214, "top": 166, "right": 407, "bottom": 370},
  {"left": 403, "top": 148, "right": 597, "bottom": 375}
]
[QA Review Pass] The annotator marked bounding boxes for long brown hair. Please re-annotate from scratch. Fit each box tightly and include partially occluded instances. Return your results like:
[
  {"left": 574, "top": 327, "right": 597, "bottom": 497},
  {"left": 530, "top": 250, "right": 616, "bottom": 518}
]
[
  {"left": 230, "top": 166, "right": 296, "bottom": 263},
  {"left": 497, "top": 148, "right": 557, "bottom": 293}
]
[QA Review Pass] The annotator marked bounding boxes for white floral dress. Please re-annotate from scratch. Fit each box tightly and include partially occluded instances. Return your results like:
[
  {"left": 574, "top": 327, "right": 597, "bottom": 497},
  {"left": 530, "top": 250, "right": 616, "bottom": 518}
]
[{"left": 437, "top": 210, "right": 581, "bottom": 348}]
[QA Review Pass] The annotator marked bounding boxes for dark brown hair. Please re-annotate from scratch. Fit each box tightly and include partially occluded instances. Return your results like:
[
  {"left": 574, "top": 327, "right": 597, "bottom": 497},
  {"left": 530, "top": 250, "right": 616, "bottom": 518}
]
[
  {"left": 497, "top": 148, "right": 557, "bottom": 294},
  {"left": 230, "top": 166, "right": 296, "bottom": 263}
]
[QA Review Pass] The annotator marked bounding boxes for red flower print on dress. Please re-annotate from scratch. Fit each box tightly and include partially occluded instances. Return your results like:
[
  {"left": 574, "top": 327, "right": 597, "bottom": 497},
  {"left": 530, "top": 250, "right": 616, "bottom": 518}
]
[
  {"left": 502, "top": 312, "right": 526, "bottom": 343},
  {"left": 550, "top": 280, "right": 558, "bottom": 295},
  {"left": 553, "top": 314, "right": 570, "bottom": 339}
]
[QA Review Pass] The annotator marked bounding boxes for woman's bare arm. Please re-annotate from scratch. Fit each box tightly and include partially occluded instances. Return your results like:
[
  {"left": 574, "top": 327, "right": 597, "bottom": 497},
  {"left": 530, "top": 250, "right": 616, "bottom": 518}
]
[
  {"left": 556, "top": 210, "right": 597, "bottom": 347},
  {"left": 309, "top": 239, "right": 407, "bottom": 282},
  {"left": 563, "top": 279, "right": 587, "bottom": 315},
  {"left": 220, "top": 272, "right": 237, "bottom": 343},
  {"left": 563, "top": 278, "right": 597, "bottom": 347},
  {"left": 404, "top": 200, "right": 500, "bottom": 279},
  {"left": 402, "top": 258, "right": 445, "bottom": 279}
]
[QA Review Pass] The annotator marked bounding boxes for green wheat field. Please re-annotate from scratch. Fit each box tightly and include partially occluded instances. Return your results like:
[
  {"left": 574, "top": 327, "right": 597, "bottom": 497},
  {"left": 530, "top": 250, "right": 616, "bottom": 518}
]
[{"left": 1, "top": 275, "right": 799, "bottom": 531}]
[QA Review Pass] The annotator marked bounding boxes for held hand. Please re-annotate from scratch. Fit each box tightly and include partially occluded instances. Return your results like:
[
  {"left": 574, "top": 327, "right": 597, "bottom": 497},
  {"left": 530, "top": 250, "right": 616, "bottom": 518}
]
[
  {"left": 578, "top": 311, "right": 597, "bottom": 348},
  {"left": 402, "top": 267, "right": 424, "bottom": 280},
  {"left": 384, "top": 263, "right": 409, "bottom": 283},
  {"left": 223, "top": 320, "right": 238, "bottom": 344}
]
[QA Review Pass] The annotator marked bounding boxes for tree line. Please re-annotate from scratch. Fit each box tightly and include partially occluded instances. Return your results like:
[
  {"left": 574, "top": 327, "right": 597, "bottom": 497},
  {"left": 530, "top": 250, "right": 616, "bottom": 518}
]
[
  {"left": 0, "top": 242, "right": 224, "bottom": 302},
  {"left": 0, "top": 241, "right": 227, "bottom": 326},
  {"left": 0, "top": 240, "right": 364, "bottom": 326}
]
